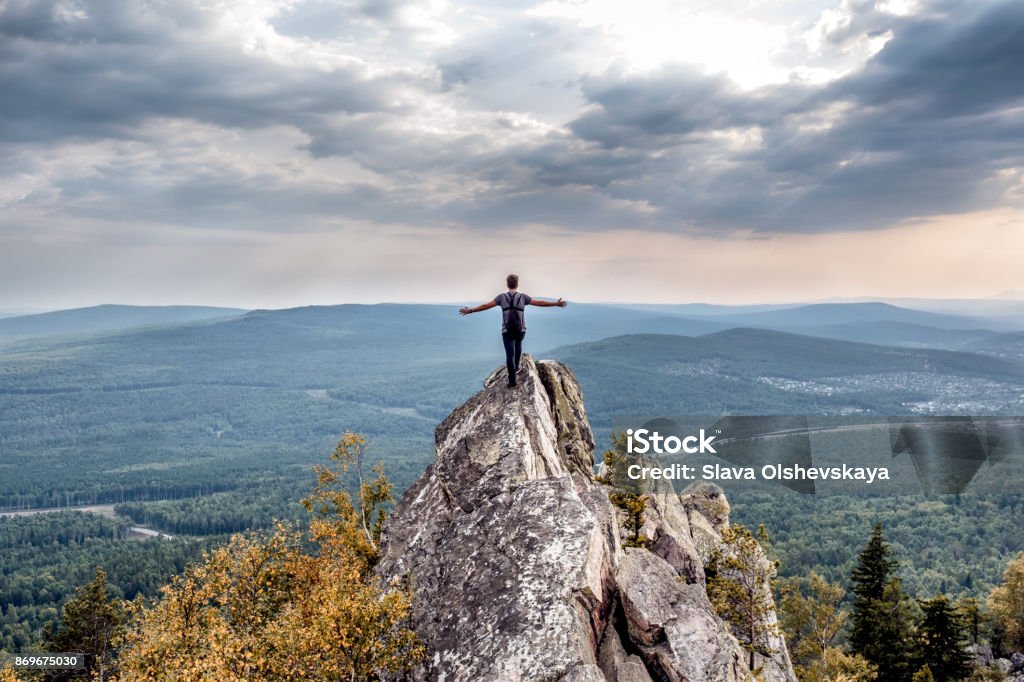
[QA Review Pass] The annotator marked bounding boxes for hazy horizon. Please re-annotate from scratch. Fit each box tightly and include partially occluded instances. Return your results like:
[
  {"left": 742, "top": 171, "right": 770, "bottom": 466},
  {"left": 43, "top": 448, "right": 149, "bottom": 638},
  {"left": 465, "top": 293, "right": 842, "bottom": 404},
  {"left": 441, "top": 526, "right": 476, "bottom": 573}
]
[{"left": 6, "top": 293, "right": 1024, "bottom": 318}]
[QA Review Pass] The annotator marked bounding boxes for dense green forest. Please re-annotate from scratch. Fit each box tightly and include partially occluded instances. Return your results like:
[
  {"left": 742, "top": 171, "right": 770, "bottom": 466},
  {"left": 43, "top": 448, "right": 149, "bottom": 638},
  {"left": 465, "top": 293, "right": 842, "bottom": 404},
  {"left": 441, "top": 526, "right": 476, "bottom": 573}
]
[
  {"left": 0, "top": 480, "right": 321, "bottom": 650},
  {"left": 554, "top": 331, "right": 1024, "bottom": 428},
  {"left": 113, "top": 485, "right": 307, "bottom": 536},
  {"left": 732, "top": 493, "right": 1024, "bottom": 600},
  {"left": 0, "top": 305, "right": 246, "bottom": 338},
  {"left": 6, "top": 318, "right": 1024, "bottom": 509},
  {"left": 3, "top": 304, "right": 1024, "bottom": 666},
  {"left": 0, "top": 513, "right": 215, "bottom": 653}
]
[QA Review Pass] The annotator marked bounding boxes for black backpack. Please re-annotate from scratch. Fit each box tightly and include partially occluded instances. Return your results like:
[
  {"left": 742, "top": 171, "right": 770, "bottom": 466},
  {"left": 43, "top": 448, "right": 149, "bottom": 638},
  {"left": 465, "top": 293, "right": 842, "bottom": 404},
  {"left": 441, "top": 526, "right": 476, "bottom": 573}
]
[{"left": 503, "top": 292, "right": 525, "bottom": 333}]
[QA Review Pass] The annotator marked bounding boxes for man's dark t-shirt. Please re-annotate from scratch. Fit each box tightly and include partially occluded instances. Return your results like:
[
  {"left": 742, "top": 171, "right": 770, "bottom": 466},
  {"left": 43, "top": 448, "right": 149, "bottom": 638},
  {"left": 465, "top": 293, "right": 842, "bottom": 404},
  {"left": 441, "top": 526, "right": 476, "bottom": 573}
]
[{"left": 494, "top": 292, "right": 532, "bottom": 333}]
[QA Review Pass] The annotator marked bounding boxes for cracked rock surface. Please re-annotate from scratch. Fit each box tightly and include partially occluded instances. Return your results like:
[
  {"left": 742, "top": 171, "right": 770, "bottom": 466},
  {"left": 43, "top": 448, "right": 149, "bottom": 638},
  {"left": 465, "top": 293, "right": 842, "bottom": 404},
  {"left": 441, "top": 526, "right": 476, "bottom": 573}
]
[{"left": 377, "top": 356, "right": 795, "bottom": 682}]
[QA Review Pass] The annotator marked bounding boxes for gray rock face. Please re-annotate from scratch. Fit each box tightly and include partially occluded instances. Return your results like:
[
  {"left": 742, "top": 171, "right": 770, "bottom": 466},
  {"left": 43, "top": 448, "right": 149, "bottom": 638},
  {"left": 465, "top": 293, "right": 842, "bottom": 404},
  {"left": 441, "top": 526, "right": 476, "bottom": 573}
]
[
  {"left": 967, "top": 643, "right": 994, "bottom": 667},
  {"left": 615, "top": 549, "right": 746, "bottom": 682},
  {"left": 378, "top": 356, "right": 796, "bottom": 681},
  {"left": 640, "top": 489, "right": 704, "bottom": 585}
]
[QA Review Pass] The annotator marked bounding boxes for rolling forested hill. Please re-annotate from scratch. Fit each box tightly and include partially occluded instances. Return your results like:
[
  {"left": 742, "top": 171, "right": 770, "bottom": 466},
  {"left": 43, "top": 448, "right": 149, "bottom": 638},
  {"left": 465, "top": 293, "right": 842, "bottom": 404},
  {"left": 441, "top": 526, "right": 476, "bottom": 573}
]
[
  {"left": 696, "top": 302, "right": 988, "bottom": 329},
  {"left": 0, "top": 304, "right": 248, "bottom": 338},
  {"left": 2, "top": 301, "right": 1024, "bottom": 653},
  {"left": 550, "top": 330, "right": 1024, "bottom": 426},
  {"left": 3, "top": 306, "right": 1023, "bottom": 509}
]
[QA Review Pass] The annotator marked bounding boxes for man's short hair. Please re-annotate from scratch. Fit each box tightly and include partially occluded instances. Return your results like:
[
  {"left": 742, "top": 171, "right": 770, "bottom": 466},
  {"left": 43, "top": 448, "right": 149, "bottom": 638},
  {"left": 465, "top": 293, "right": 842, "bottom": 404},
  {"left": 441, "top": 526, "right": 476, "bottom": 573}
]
[{"left": 506, "top": 274, "right": 519, "bottom": 289}]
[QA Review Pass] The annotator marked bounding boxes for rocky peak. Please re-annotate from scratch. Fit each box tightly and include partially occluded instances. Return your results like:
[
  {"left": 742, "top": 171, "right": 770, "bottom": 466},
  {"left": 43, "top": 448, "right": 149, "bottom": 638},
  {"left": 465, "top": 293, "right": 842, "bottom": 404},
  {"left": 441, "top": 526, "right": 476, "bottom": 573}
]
[{"left": 377, "top": 356, "right": 795, "bottom": 681}]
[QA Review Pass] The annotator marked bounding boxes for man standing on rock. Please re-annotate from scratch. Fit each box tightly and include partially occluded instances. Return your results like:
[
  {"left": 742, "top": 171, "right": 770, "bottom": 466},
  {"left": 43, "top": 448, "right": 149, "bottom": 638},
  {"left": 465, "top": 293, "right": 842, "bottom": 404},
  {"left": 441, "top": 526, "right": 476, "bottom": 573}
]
[{"left": 459, "top": 274, "right": 568, "bottom": 388}]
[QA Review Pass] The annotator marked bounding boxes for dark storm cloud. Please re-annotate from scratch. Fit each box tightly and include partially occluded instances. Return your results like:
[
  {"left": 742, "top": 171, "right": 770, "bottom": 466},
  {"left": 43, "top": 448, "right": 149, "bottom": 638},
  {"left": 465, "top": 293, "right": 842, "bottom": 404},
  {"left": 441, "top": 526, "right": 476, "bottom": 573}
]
[
  {"left": 1, "top": 0, "right": 1022, "bottom": 236},
  {"left": 555, "top": 0, "right": 1024, "bottom": 232},
  {"left": 761, "top": 0, "right": 1024, "bottom": 230},
  {"left": 570, "top": 68, "right": 808, "bottom": 148},
  {"left": 0, "top": 0, "right": 413, "bottom": 144},
  {"left": 832, "top": 2, "right": 1024, "bottom": 117}
]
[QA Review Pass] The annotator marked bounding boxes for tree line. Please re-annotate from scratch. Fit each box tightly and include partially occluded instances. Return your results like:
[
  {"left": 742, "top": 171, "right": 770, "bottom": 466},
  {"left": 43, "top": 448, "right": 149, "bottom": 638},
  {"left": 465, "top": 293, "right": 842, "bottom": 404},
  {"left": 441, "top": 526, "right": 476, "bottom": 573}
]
[
  {"left": 5, "top": 437, "right": 1024, "bottom": 681},
  {"left": 777, "top": 522, "right": 1024, "bottom": 682}
]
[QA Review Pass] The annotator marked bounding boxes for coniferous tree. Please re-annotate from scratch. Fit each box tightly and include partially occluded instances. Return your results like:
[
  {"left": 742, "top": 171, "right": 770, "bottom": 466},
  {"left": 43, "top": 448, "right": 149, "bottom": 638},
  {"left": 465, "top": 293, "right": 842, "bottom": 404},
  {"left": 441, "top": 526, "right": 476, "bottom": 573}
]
[
  {"left": 850, "top": 523, "right": 896, "bottom": 652},
  {"left": 878, "top": 578, "right": 919, "bottom": 682},
  {"left": 597, "top": 432, "right": 649, "bottom": 548},
  {"left": 849, "top": 523, "right": 916, "bottom": 682},
  {"left": 918, "top": 595, "right": 971, "bottom": 682},
  {"left": 707, "top": 524, "right": 779, "bottom": 673},
  {"left": 850, "top": 524, "right": 898, "bottom": 645},
  {"left": 954, "top": 597, "right": 983, "bottom": 647},
  {"left": 45, "top": 566, "right": 125, "bottom": 681}
]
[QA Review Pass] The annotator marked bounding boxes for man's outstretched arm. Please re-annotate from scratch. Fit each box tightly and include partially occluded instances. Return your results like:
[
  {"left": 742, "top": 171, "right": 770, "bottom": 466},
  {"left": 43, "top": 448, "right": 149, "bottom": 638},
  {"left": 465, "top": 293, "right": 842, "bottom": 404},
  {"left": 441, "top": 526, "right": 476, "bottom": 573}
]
[
  {"left": 529, "top": 298, "right": 568, "bottom": 308},
  {"left": 459, "top": 300, "right": 498, "bottom": 315}
]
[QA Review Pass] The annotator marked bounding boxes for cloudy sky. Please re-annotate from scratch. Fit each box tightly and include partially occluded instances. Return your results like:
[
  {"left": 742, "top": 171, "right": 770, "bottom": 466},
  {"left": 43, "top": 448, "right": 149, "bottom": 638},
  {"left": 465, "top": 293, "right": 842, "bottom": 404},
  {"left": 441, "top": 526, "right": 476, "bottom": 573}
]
[{"left": 1, "top": 0, "right": 1023, "bottom": 309}]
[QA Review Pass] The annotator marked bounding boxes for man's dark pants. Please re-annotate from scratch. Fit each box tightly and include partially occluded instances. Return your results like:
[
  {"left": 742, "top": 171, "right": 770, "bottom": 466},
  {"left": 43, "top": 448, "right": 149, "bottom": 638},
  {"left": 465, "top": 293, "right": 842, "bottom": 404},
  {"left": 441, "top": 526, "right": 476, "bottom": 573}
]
[{"left": 502, "top": 330, "right": 525, "bottom": 383}]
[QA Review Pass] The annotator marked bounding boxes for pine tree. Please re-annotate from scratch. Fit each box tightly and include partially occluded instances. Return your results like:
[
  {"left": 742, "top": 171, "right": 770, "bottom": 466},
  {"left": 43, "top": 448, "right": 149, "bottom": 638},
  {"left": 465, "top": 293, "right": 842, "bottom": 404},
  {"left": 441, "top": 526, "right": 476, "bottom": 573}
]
[
  {"left": 44, "top": 566, "right": 125, "bottom": 681},
  {"left": 597, "top": 431, "right": 649, "bottom": 548},
  {"left": 918, "top": 595, "right": 971, "bottom": 682},
  {"left": 955, "top": 597, "right": 983, "bottom": 646},
  {"left": 850, "top": 524, "right": 898, "bottom": 644},
  {"left": 849, "top": 523, "right": 917, "bottom": 682},
  {"left": 879, "top": 578, "right": 919, "bottom": 682},
  {"left": 706, "top": 524, "right": 779, "bottom": 673}
]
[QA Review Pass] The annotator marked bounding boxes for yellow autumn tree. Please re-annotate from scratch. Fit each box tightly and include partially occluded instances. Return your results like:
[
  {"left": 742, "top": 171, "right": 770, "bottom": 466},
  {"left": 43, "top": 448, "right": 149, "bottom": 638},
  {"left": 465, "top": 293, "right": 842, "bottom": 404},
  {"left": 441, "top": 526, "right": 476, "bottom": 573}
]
[
  {"left": 301, "top": 432, "right": 394, "bottom": 568},
  {"left": 265, "top": 525, "right": 420, "bottom": 679},
  {"left": 117, "top": 527, "right": 297, "bottom": 681},
  {"left": 116, "top": 433, "right": 423, "bottom": 681},
  {"left": 0, "top": 664, "right": 21, "bottom": 682},
  {"left": 989, "top": 551, "right": 1024, "bottom": 653},
  {"left": 778, "top": 572, "right": 875, "bottom": 682}
]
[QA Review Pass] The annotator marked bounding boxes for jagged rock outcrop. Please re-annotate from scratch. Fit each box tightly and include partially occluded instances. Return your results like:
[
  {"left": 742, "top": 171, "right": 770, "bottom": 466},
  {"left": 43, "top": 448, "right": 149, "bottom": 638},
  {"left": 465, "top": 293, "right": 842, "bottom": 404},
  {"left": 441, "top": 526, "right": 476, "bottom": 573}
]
[{"left": 377, "top": 356, "right": 796, "bottom": 681}]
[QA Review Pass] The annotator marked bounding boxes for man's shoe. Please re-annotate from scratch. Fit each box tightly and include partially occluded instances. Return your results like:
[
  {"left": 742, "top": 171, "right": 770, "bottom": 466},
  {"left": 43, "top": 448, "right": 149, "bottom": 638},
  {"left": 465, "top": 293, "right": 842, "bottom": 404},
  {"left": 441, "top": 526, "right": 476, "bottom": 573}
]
[{"left": 508, "top": 380, "right": 517, "bottom": 388}]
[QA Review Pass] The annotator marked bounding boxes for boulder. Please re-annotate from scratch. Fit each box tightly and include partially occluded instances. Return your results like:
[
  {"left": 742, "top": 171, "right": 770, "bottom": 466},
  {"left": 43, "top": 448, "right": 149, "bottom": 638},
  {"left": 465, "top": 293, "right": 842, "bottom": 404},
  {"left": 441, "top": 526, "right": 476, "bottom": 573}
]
[{"left": 967, "top": 643, "right": 994, "bottom": 666}]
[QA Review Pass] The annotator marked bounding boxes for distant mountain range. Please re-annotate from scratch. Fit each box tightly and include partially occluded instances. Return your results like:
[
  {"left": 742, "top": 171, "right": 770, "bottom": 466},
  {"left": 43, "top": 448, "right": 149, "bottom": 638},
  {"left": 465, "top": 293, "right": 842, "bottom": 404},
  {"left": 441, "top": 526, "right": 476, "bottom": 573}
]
[
  {"left": 825, "top": 296, "right": 1024, "bottom": 322},
  {"left": 964, "top": 331, "right": 1024, "bottom": 361},
  {"left": 2, "top": 302, "right": 1023, "bottom": 507},
  {"left": 691, "top": 296, "right": 1024, "bottom": 319},
  {"left": 549, "top": 329, "right": 1024, "bottom": 425},
  {"left": 691, "top": 302, "right": 986, "bottom": 329},
  {"left": 1, "top": 300, "right": 1020, "bottom": 351},
  {"left": 0, "top": 304, "right": 248, "bottom": 337}
]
